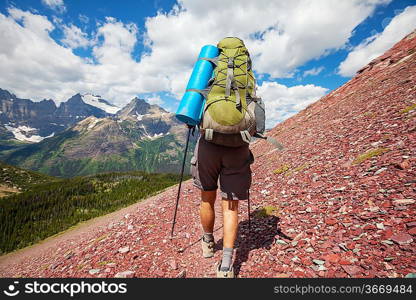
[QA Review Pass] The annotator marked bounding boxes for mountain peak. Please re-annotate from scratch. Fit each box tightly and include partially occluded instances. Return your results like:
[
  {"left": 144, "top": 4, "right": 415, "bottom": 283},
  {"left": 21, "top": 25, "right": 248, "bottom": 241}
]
[
  {"left": 132, "top": 96, "right": 146, "bottom": 102},
  {"left": 116, "top": 96, "right": 168, "bottom": 120},
  {"left": 80, "top": 94, "right": 120, "bottom": 114},
  {"left": 64, "top": 93, "right": 83, "bottom": 104},
  {"left": 131, "top": 97, "right": 150, "bottom": 108},
  {"left": 57, "top": 93, "right": 120, "bottom": 115},
  {"left": 0, "top": 88, "right": 17, "bottom": 100}
]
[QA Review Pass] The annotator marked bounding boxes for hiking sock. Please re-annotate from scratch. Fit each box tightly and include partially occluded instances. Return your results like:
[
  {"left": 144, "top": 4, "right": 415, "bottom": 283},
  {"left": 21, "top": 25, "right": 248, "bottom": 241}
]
[
  {"left": 203, "top": 232, "right": 214, "bottom": 243},
  {"left": 220, "top": 248, "right": 233, "bottom": 271}
]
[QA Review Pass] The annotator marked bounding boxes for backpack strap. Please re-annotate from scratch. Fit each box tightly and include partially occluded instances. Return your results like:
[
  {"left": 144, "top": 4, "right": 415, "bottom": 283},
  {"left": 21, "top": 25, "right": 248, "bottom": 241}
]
[
  {"left": 225, "top": 57, "right": 234, "bottom": 97},
  {"left": 186, "top": 57, "right": 218, "bottom": 100},
  {"left": 252, "top": 133, "right": 285, "bottom": 150},
  {"left": 253, "top": 132, "right": 266, "bottom": 139},
  {"left": 232, "top": 82, "right": 241, "bottom": 109},
  {"left": 186, "top": 88, "right": 209, "bottom": 99},
  {"left": 240, "top": 130, "right": 251, "bottom": 144},
  {"left": 199, "top": 57, "right": 219, "bottom": 66}
]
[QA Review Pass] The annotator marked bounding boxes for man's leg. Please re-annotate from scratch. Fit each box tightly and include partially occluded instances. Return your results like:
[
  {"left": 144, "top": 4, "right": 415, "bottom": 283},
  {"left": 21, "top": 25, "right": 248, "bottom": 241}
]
[
  {"left": 200, "top": 190, "right": 216, "bottom": 233},
  {"left": 200, "top": 190, "right": 216, "bottom": 258},
  {"left": 222, "top": 199, "right": 239, "bottom": 248},
  {"left": 220, "top": 199, "right": 239, "bottom": 271}
]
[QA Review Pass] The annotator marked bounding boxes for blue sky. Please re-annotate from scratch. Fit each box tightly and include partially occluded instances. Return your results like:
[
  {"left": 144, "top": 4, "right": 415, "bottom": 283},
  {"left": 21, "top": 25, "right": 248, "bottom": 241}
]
[{"left": 0, "top": 0, "right": 415, "bottom": 128}]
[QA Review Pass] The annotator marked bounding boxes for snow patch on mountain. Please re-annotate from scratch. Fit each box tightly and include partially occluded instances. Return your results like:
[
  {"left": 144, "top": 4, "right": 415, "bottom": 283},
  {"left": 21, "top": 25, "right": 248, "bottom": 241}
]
[
  {"left": 136, "top": 114, "right": 144, "bottom": 121},
  {"left": 144, "top": 132, "right": 169, "bottom": 140},
  {"left": 81, "top": 94, "right": 120, "bottom": 114},
  {"left": 5, "top": 125, "right": 54, "bottom": 143},
  {"left": 139, "top": 124, "right": 168, "bottom": 140},
  {"left": 136, "top": 112, "right": 153, "bottom": 121}
]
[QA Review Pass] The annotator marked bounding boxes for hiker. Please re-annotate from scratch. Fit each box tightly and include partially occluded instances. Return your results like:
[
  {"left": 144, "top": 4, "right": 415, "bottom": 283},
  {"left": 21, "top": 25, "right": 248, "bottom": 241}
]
[
  {"left": 190, "top": 37, "right": 265, "bottom": 278},
  {"left": 192, "top": 133, "right": 254, "bottom": 278}
]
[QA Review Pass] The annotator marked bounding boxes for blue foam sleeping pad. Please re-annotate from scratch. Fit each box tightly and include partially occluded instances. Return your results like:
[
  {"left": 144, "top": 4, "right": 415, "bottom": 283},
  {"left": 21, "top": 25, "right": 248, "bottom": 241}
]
[{"left": 175, "top": 45, "right": 219, "bottom": 126}]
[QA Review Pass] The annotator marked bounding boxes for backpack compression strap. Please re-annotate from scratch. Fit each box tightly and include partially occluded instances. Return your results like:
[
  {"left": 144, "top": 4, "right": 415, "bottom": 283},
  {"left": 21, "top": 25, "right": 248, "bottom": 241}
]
[
  {"left": 185, "top": 57, "right": 219, "bottom": 99},
  {"left": 225, "top": 57, "right": 234, "bottom": 98},
  {"left": 186, "top": 88, "right": 208, "bottom": 98},
  {"left": 213, "top": 51, "right": 249, "bottom": 110},
  {"left": 199, "top": 57, "right": 219, "bottom": 66}
]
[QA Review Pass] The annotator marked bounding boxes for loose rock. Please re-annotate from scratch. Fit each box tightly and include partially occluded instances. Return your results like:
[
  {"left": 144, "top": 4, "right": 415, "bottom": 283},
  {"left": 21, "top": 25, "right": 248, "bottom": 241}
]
[
  {"left": 115, "top": 270, "right": 135, "bottom": 278},
  {"left": 391, "top": 233, "right": 413, "bottom": 245},
  {"left": 89, "top": 269, "right": 100, "bottom": 275},
  {"left": 118, "top": 247, "right": 130, "bottom": 254}
]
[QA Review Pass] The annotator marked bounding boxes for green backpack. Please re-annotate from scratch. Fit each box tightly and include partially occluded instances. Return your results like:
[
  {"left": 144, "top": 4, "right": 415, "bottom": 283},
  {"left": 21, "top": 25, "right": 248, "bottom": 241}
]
[{"left": 200, "top": 37, "right": 265, "bottom": 147}]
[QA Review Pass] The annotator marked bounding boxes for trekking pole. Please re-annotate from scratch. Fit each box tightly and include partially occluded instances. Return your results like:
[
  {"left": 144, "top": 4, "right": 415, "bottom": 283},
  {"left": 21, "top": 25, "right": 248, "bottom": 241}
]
[
  {"left": 248, "top": 190, "right": 251, "bottom": 232},
  {"left": 170, "top": 124, "right": 194, "bottom": 238}
]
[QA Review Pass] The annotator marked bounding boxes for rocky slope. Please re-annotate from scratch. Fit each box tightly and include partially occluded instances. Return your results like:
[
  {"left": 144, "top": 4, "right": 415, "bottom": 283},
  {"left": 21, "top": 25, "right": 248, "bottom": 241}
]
[{"left": 0, "top": 30, "right": 415, "bottom": 278}]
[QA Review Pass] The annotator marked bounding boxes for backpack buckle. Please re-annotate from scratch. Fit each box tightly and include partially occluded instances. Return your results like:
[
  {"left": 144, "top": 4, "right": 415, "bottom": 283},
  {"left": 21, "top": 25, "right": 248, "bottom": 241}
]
[
  {"left": 205, "top": 129, "right": 214, "bottom": 141},
  {"left": 227, "top": 57, "right": 234, "bottom": 68},
  {"left": 240, "top": 130, "right": 251, "bottom": 144}
]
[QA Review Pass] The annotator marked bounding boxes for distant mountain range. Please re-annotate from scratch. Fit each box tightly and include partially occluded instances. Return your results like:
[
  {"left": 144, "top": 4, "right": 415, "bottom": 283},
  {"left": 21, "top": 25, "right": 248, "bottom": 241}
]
[
  {"left": 0, "top": 89, "right": 120, "bottom": 142},
  {"left": 0, "top": 88, "right": 194, "bottom": 177}
]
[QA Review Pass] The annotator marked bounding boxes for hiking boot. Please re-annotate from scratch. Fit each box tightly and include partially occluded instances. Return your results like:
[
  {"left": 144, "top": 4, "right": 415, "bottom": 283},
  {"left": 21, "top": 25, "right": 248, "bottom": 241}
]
[
  {"left": 201, "top": 236, "right": 215, "bottom": 258},
  {"left": 215, "top": 261, "right": 235, "bottom": 278}
]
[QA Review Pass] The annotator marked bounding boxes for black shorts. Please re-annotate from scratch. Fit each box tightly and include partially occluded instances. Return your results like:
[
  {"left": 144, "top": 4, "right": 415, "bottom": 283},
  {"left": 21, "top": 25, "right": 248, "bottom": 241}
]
[{"left": 190, "top": 135, "right": 254, "bottom": 200}]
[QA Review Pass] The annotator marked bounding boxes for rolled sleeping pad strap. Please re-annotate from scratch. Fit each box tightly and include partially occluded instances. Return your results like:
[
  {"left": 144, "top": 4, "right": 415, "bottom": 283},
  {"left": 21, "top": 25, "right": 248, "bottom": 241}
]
[{"left": 176, "top": 45, "right": 219, "bottom": 126}]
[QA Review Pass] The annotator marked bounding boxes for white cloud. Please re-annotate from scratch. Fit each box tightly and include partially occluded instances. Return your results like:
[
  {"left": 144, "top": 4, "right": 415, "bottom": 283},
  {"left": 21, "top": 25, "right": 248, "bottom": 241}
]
[
  {"left": 86, "top": 18, "right": 172, "bottom": 105},
  {"left": 61, "top": 24, "right": 90, "bottom": 49},
  {"left": 303, "top": 66, "right": 325, "bottom": 77},
  {"left": 41, "top": 0, "right": 66, "bottom": 13},
  {"left": 138, "top": 0, "right": 390, "bottom": 97},
  {"left": 93, "top": 18, "right": 138, "bottom": 64},
  {"left": 339, "top": 5, "right": 416, "bottom": 77},
  {"left": 0, "top": 0, "right": 392, "bottom": 120},
  {"left": 257, "top": 81, "right": 328, "bottom": 128},
  {"left": 146, "top": 95, "right": 163, "bottom": 106},
  {"left": 0, "top": 8, "right": 86, "bottom": 102},
  {"left": 0, "top": 9, "right": 159, "bottom": 106}
]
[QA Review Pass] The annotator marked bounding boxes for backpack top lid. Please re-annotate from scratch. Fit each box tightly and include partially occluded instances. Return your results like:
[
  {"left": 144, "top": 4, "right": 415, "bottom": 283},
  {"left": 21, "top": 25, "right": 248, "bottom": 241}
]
[{"left": 217, "top": 37, "right": 245, "bottom": 49}]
